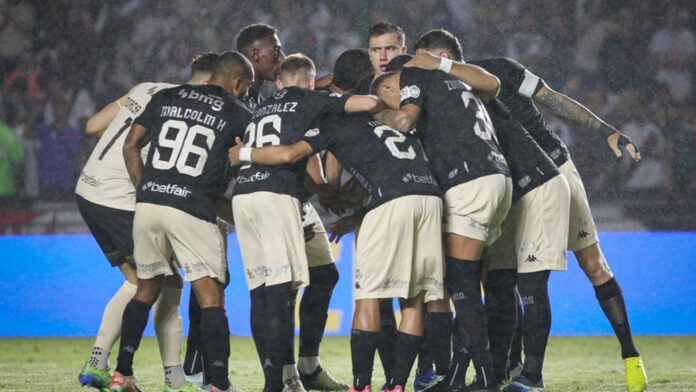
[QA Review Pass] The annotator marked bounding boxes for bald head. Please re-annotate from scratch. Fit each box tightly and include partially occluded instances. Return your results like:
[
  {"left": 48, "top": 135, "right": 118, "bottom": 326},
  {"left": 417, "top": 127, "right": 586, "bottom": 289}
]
[{"left": 210, "top": 51, "right": 254, "bottom": 98}]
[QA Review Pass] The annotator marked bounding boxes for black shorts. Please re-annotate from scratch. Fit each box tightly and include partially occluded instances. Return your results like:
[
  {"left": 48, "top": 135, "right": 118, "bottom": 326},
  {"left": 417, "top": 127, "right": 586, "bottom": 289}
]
[{"left": 76, "top": 194, "right": 135, "bottom": 267}]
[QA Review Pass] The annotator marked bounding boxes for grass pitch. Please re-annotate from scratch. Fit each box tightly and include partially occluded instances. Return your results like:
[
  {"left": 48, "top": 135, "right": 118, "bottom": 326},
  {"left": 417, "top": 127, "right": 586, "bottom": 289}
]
[{"left": 0, "top": 336, "right": 694, "bottom": 391}]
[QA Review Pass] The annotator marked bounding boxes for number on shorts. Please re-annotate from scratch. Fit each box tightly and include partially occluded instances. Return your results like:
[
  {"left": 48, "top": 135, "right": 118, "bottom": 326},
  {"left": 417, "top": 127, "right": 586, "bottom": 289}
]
[
  {"left": 373, "top": 125, "right": 417, "bottom": 160},
  {"left": 152, "top": 119, "right": 215, "bottom": 177}
]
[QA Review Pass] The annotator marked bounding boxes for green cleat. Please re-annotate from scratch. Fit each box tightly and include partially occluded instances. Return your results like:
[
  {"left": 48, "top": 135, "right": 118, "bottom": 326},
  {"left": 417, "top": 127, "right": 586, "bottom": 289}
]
[
  {"left": 78, "top": 361, "right": 111, "bottom": 391},
  {"left": 624, "top": 357, "right": 648, "bottom": 392},
  {"left": 165, "top": 382, "right": 204, "bottom": 392},
  {"left": 109, "top": 371, "right": 144, "bottom": 392}
]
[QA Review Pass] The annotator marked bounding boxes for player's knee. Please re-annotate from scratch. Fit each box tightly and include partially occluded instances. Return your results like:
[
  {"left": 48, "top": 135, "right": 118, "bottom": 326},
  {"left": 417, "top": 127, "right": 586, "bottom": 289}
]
[
  {"left": 134, "top": 275, "right": 165, "bottom": 305},
  {"left": 576, "top": 245, "right": 613, "bottom": 285},
  {"left": 308, "top": 263, "right": 339, "bottom": 288},
  {"left": 426, "top": 298, "right": 452, "bottom": 312}
]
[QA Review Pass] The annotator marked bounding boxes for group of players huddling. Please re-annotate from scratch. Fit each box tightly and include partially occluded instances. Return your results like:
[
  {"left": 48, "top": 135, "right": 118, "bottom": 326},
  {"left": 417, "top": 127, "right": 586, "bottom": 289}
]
[{"left": 74, "top": 20, "right": 648, "bottom": 392}]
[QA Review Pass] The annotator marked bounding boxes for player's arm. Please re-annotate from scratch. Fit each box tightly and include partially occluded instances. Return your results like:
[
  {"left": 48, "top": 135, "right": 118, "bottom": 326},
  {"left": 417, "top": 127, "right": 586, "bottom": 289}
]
[
  {"left": 373, "top": 105, "right": 421, "bottom": 133},
  {"left": 123, "top": 123, "right": 151, "bottom": 186},
  {"left": 85, "top": 100, "right": 121, "bottom": 135},
  {"left": 324, "top": 152, "right": 342, "bottom": 186},
  {"left": 405, "top": 51, "right": 500, "bottom": 101},
  {"left": 306, "top": 153, "right": 327, "bottom": 184},
  {"left": 533, "top": 83, "right": 641, "bottom": 161},
  {"left": 344, "top": 94, "right": 386, "bottom": 113},
  {"left": 228, "top": 137, "right": 316, "bottom": 166}
]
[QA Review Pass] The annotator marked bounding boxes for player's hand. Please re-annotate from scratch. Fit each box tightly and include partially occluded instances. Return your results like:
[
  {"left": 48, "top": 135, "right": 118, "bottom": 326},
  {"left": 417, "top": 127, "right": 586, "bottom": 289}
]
[
  {"left": 404, "top": 51, "right": 443, "bottom": 71},
  {"left": 228, "top": 137, "right": 244, "bottom": 166},
  {"left": 607, "top": 131, "right": 641, "bottom": 162},
  {"left": 315, "top": 73, "right": 334, "bottom": 89},
  {"left": 327, "top": 213, "right": 362, "bottom": 243}
]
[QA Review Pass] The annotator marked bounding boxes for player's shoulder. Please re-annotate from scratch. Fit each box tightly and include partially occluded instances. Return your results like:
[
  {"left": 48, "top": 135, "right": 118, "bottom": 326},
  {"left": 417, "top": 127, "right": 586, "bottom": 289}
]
[
  {"left": 475, "top": 57, "right": 526, "bottom": 74},
  {"left": 129, "top": 82, "right": 178, "bottom": 98}
]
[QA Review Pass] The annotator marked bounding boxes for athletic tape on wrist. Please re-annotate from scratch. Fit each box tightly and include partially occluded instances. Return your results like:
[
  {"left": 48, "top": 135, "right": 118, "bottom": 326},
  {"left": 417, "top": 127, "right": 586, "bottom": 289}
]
[
  {"left": 239, "top": 147, "right": 252, "bottom": 163},
  {"left": 438, "top": 58, "right": 453, "bottom": 74}
]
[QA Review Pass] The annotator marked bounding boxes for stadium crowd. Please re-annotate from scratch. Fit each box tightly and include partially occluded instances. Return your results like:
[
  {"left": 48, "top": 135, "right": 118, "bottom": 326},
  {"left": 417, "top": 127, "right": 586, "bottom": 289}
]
[{"left": 0, "top": 0, "right": 694, "bottom": 205}]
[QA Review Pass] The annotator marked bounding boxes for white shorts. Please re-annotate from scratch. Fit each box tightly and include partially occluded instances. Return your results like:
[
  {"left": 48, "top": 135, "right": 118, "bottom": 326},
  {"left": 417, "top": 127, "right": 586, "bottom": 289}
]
[
  {"left": 133, "top": 203, "right": 227, "bottom": 283},
  {"left": 232, "top": 192, "right": 309, "bottom": 290},
  {"left": 487, "top": 175, "right": 571, "bottom": 273},
  {"left": 354, "top": 195, "right": 444, "bottom": 303},
  {"left": 559, "top": 160, "right": 599, "bottom": 251},
  {"left": 302, "top": 202, "right": 335, "bottom": 268},
  {"left": 443, "top": 174, "right": 512, "bottom": 245}
]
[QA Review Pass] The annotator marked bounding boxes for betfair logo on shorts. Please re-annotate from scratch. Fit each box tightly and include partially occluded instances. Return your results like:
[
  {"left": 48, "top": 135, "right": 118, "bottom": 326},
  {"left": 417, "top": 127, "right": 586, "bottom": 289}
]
[
  {"left": 402, "top": 173, "right": 437, "bottom": 185},
  {"left": 141, "top": 181, "right": 192, "bottom": 198}
]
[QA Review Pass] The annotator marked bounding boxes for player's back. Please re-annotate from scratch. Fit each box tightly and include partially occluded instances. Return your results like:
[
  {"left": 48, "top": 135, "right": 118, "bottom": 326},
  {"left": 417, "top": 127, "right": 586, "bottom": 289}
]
[
  {"left": 75, "top": 82, "right": 174, "bottom": 211},
  {"left": 136, "top": 84, "right": 251, "bottom": 222},
  {"left": 484, "top": 100, "right": 559, "bottom": 203},
  {"left": 233, "top": 87, "right": 348, "bottom": 199},
  {"left": 313, "top": 114, "right": 441, "bottom": 211},
  {"left": 399, "top": 67, "right": 510, "bottom": 190},
  {"left": 472, "top": 58, "right": 569, "bottom": 166}
]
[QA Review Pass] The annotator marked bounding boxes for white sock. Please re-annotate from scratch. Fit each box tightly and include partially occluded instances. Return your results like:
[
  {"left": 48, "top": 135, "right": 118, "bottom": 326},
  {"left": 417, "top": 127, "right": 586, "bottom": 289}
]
[
  {"left": 164, "top": 365, "right": 187, "bottom": 388},
  {"left": 297, "top": 356, "right": 320, "bottom": 375},
  {"left": 283, "top": 364, "right": 300, "bottom": 382},
  {"left": 92, "top": 281, "right": 137, "bottom": 369},
  {"left": 153, "top": 286, "right": 183, "bottom": 368}
]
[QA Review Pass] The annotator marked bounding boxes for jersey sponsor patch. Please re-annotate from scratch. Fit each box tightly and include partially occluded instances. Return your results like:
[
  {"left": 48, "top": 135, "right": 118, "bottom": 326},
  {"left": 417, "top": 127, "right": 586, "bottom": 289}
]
[
  {"left": 141, "top": 180, "right": 192, "bottom": 198},
  {"left": 304, "top": 128, "right": 320, "bottom": 137},
  {"left": 400, "top": 85, "right": 421, "bottom": 102}
]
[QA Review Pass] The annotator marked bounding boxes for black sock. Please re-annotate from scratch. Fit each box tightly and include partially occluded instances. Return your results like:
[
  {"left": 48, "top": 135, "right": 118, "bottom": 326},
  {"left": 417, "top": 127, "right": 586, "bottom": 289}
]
[
  {"left": 517, "top": 271, "right": 551, "bottom": 384},
  {"left": 445, "top": 257, "right": 497, "bottom": 387},
  {"left": 387, "top": 331, "right": 423, "bottom": 388},
  {"left": 423, "top": 312, "right": 453, "bottom": 374},
  {"left": 509, "top": 289, "right": 524, "bottom": 368},
  {"left": 485, "top": 269, "right": 518, "bottom": 381},
  {"left": 417, "top": 307, "right": 433, "bottom": 374},
  {"left": 351, "top": 329, "right": 379, "bottom": 390},
  {"left": 446, "top": 322, "right": 469, "bottom": 390},
  {"left": 184, "top": 291, "right": 204, "bottom": 376},
  {"left": 377, "top": 299, "right": 397, "bottom": 379},
  {"left": 299, "top": 264, "right": 339, "bottom": 359},
  {"left": 250, "top": 285, "right": 267, "bottom": 367},
  {"left": 594, "top": 277, "right": 640, "bottom": 358},
  {"left": 264, "top": 282, "right": 294, "bottom": 392},
  {"left": 200, "top": 307, "right": 230, "bottom": 391},
  {"left": 116, "top": 299, "right": 151, "bottom": 376},
  {"left": 283, "top": 289, "right": 298, "bottom": 367}
]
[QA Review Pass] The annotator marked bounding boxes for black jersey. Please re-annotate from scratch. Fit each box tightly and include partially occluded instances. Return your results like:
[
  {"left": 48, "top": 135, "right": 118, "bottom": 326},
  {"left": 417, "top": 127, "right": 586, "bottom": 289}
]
[
  {"left": 134, "top": 84, "right": 251, "bottom": 222},
  {"left": 472, "top": 58, "right": 570, "bottom": 167},
  {"left": 233, "top": 87, "right": 349, "bottom": 199},
  {"left": 484, "top": 100, "right": 559, "bottom": 203},
  {"left": 303, "top": 114, "right": 441, "bottom": 211},
  {"left": 399, "top": 67, "right": 510, "bottom": 192}
]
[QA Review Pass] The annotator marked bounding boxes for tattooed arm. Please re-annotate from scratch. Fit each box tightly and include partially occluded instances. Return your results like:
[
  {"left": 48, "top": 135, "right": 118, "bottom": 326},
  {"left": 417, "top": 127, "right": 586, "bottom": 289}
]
[
  {"left": 534, "top": 83, "right": 641, "bottom": 161},
  {"left": 373, "top": 104, "right": 420, "bottom": 133},
  {"left": 123, "top": 123, "right": 151, "bottom": 187}
]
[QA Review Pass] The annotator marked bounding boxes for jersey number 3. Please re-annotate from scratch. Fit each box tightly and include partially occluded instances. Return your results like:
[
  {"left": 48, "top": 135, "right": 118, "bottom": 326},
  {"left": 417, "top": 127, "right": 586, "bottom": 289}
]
[{"left": 152, "top": 119, "right": 215, "bottom": 177}]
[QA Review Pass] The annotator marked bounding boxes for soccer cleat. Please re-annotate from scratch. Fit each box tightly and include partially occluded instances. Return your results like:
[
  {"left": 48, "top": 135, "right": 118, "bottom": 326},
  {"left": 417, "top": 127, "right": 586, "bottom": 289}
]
[
  {"left": 624, "top": 356, "right": 648, "bottom": 392},
  {"left": 283, "top": 375, "right": 308, "bottom": 392},
  {"left": 348, "top": 386, "right": 371, "bottom": 392},
  {"left": 165, "top": 382, "right": 205, "bottom": 391},
  {"left": 185, "top": 372, "right": 204, "bottom": 388},
  {"left": 79, "top": 361, "right": 111, "bottom": 390},
  {"left": 383, "top": 386, "right": 403, "bottom": 392},
  {"left": 413, "top": 369, "right": 446, "bottom": 392},
  {"left": 203, "top": 384, "right": 243, "bottom": 392},
  {"left": 109, "top": 371, "right": 144, "bottom": 392},
  {"left": 300, "top": 366, "right": 350, "bottom": 391},
  {"left": 508, "top": 363, "right": 523, "bottom": 380},
  {"left": 501, "top": 381, "right": 531, "bottom": 392},
  {"left": 508, "top": 374, "right": 543, "bottom": 392}
]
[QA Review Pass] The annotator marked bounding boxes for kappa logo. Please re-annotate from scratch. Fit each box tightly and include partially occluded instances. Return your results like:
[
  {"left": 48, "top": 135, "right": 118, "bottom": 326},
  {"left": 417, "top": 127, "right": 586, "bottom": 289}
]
[
  {"left": 400, "top": 85, "right": 421, "bottom": 102},
  {"left": 577, "top": 230, "right": 590, "bottom": 239},
  {"left": 304, "top": 128, "right": 320, "bottom": 137},
  {"left": 525, "top": 254, "right": 539, "bottom": 263}
]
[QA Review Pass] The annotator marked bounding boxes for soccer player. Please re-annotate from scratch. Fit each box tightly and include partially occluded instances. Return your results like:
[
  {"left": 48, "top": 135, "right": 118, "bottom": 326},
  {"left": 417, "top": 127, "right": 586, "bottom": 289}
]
[
  {"left": 372, "top": 57, "right": 510, "bottom": 391},
  {"left": 75, "top": 52, "right": 219, "bottom": 392},
  {"left": 230, "top": 54, "right": 381, "bottom": 392},
  {"left": 235, "top": 24, "right": 349, "bottom": 391},
  {"left": 112, "top": 51, "right": 254, "bottom": 392},
  {"left": 228, "top": 49, "right": 444, "bottom": 392},
  {"left": 411, "top": 29, "right": 646, "bottom": 392},
  {"left": 368, "top": 21, "right": 408, "bottom": 75}
]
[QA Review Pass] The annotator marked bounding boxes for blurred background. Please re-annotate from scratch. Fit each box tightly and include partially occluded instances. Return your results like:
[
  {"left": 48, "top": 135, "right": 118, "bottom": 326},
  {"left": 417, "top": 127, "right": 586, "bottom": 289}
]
[
  {"left": 0, "top": 0, "right": 695, "bottom": 234},
  {"left": 0, "top": 0, "right": 695, "bottom": 339}
]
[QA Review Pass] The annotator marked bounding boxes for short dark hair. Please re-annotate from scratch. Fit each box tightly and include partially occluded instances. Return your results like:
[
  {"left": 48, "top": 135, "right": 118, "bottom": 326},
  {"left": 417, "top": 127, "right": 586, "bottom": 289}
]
[
  {"left": 368, "top": 21, "right": 405, "bottom": 46},
  {"left": 190, "top": 51, "right": 220, "bottom": 77},
  {"left": 280, "top": 53, "right": 316, "bottom": 78},
  {"left": 385, "top": 54, "right": 413, "bottom": 72},
  {"left": 414, "top": 29, "right": 464, "bottom": 61},
  {"left": 236, "top": 24, "right": 277, "bottom": 52},
  {"left": 212, "top": 50, "right": 253, "bottom": 81},
  {"left": 332, "top": 49, "right": 374, "bottom": 91},
  {"left": 370, "top": 71, "right": 397, "bottom": 95}
]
